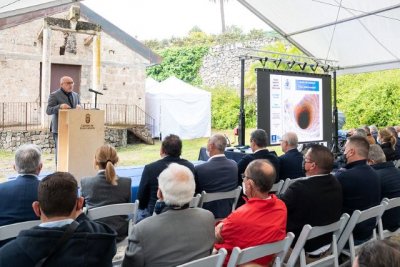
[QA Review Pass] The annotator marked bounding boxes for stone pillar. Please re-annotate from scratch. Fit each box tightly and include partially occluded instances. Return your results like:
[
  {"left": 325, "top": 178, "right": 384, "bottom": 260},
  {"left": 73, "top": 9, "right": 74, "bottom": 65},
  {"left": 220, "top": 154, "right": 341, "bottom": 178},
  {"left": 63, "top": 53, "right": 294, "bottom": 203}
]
[
  {"left": 41, "top": 25, "right": 51, "bottom": 128},
  {"left": 92, "top": 32, "right": 101, "bottom": 105}
]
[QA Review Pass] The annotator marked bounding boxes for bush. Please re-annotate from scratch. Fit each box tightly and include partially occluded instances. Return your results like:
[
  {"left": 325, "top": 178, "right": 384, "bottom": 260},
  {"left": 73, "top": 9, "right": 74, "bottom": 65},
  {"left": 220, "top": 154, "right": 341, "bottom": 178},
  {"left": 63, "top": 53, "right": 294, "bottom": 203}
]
[{"left": 206, "top": 86, "right": 256, "bottom": 129}]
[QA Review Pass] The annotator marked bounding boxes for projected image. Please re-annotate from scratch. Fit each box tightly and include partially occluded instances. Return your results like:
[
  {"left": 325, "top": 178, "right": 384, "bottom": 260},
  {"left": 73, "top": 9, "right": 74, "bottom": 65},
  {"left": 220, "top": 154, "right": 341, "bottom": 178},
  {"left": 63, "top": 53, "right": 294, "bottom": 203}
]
[{"left": 269, "top": 74, "right": 323, "bottom": 144}]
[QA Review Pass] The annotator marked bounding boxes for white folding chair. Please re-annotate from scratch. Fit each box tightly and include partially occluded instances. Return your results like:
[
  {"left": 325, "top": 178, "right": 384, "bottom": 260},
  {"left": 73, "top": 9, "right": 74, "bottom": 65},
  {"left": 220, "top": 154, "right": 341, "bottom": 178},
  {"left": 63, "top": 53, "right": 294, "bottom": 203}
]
[
  {"left": 227, "top": 232, "right": 295, "bottom": 267},
  {"left": 378, "top": 197, "right": 400, "bottom": 239},
  {"left": 86, "top": 200, "right": 139, "bottom": 249},
  {"left": 337, "top": 204, "right": 386, "bottom": 264},
  {"left": 177, "top": 248, "right": 227, "bottom": 267},
  {"left": 199, "top": 186, "right": 242, "bottom": 212},
  {"left": 0, "top": 220, "right": 41, "bottom": 241},
  {"left": 285, "top": 214, "right": 350, "bottom": 267},
  {"left": 271, "top": 180, "right": 285, "bottom": 195},
  {"left": 189, "top": 193, "right": 202, "bottom": 208}
]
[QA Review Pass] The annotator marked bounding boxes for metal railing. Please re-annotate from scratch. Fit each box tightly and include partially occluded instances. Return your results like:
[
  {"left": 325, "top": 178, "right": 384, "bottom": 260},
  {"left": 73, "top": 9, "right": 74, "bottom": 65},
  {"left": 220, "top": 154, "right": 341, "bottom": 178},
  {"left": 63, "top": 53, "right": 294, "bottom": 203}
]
[{"left": 0, "top": 102, "right": 154, "bottom": 134}]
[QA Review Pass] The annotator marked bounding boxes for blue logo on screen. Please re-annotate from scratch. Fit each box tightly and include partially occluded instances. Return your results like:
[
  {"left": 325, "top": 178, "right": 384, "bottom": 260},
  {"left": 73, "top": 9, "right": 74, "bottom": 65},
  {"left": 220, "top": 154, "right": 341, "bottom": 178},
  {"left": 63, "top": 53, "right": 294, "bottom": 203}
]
[
  {"left": 272, "top": 135, "right": 277, "bottom": 142},
  {"left": 296, "top": 80, "right": 319, "bottom": 92}
]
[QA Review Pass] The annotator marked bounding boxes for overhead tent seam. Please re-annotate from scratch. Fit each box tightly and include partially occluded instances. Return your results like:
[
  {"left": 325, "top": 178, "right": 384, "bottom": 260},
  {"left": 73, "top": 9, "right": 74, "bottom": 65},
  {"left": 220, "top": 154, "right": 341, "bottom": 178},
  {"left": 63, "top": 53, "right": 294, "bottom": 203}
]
[{"left": 325, "top": 0, "right": 342, "bottom": 62}]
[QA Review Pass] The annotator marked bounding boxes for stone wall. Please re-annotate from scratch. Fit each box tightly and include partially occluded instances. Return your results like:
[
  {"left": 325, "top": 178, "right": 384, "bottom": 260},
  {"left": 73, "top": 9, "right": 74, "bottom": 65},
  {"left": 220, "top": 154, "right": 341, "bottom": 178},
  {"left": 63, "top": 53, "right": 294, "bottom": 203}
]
[
  {"left": 199, "top": 38, "right": 278, "bottom": 90},
  {"left": 0, "top": 127, "right": 130, "bottom": 152}
]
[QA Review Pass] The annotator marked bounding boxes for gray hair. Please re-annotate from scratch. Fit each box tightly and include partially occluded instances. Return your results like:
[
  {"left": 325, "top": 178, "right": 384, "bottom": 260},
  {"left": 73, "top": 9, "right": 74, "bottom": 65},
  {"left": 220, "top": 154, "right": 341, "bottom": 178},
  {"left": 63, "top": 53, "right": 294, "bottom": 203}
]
[
  {"left": 282, "top": 132, "right": 298, "bottom": 147},
  {"left": 370, "top": 125, "right": 378, "bottom": 134},
  {"left": 15, "top": 144, "right": 42, "bottom": 174},
  {"left": 158, "top": 163, "right": 195, "bottom": 206},
  {"left": 250, "top": 129, "right": 268, "bottom": 148},
  {"left": 354, "top": 128, "right": 367, "bottom": 138},
  {"left": 368, "top": 144, "right": 387, "bottom": 164},
  {"left": 209, "top": 134, "right": 227, "bottom": 153}
]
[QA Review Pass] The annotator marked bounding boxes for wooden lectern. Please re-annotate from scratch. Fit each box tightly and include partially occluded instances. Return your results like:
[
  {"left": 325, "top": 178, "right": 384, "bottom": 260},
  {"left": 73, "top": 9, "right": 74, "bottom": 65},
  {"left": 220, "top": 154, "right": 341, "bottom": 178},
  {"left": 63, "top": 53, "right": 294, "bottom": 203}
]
[{"left": 57, "top": 109, "right": 104, "bottom": 184}]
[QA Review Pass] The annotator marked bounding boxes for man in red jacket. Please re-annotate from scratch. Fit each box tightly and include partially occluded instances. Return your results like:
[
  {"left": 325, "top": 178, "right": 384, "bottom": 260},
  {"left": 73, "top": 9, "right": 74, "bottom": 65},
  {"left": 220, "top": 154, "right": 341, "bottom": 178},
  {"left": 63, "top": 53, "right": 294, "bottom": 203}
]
[{"left": 215, "top": 159, "right": 287, "bottom": 266}]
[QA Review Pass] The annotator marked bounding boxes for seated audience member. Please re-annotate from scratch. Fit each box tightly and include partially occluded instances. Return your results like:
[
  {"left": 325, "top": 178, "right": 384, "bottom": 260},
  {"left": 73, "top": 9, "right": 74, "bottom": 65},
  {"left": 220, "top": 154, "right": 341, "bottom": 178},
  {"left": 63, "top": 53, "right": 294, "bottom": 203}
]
[
  {"left": 81, "top": 145, "right": 131, "bottom": 242},
  {"left": 362, "top": 126, "right": 376, "bottom": 145},
  {"left": 369, "top": 125, "right": 378, "bottom": 142},
  {"left": 237, "top": 129, "right": 279, "bottom": 207},
  {"left": 335, "top": 136, "right": 381, "bottom": 243},
  {"left": 352, "top": 239, "right": 400, "bottom": 267},
  {"left": 279, "top": 132, "right": 305, "bottom": 179},
  {"left": 353, "top": 128, "right": 367, "bottom": 138},
  {"left": 281, "top": 144, "right": 342, "bottom": 261},
  {"left": 122, "top": 163, "right": 214, "bottom": 267},
  {"left": 378, "top": 128, "right": 397, "bottom": 161},
  {"left": 368, "top": 144, "right": 400, "bottom": 232},
  {"left": 0, "top": 172, "right": 117, "bottom": 267},
  {"left": 137, "top": 134, "right": 194, "bottom": 220},
  {"left": 195, "top": 134, "right": 238, "bottom": 218},
  {"left": 395, "top": 126, "right": 400, "bottom": 138},
  {"left": 215, "top": 159, "right": 287, "bottom": 266},
  {"left": 387, "top": 126, "right": 400, "bottom": 160},
  {"left": 0, "top": 144, "right": 42, "bottom": 227}
]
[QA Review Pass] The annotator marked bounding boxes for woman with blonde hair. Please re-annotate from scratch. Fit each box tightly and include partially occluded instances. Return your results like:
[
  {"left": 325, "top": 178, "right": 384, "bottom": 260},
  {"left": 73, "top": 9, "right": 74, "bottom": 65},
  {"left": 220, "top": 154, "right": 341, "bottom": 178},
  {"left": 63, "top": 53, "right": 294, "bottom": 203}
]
[
  {"left": 81, "top": 144, "right": 131, "bottom": 242},
  {"left": 378, "top": 128, "right": 397, "bottom": 161}
]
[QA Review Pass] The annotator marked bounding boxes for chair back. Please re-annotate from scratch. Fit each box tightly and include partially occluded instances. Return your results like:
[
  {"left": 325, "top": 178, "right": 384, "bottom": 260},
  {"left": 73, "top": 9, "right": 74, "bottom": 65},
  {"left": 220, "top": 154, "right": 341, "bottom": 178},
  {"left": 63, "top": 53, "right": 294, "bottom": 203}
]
[
  {"left": 0, "top": 220, "right": 41, "bottom": 240},
  {"left": 337, "top": 204, "right": 386, "bottom": 264},
  {"left": 280, "top": 177, "right": 305, "bottom": 195},
  {"left": 189, "top": 194, "right": 202, "bottom": 208},
  {"left": 271, "top": 180, "right": 284, "bottom": 195},
  {"left": 378, "top": 197, "right": 400, "bottom": 239},
  {"left": 227, "top": 232, "right": 295, "bottom": 267},
  {"left": 177, "top": 248, "right": 227, "bottom": 267},
  {"left": 86, "top": 200, "right": 139, "bottom": 234},
  {"left": 286, "top": 214, "right": 349, "bottom": 267},
  {"left": 199, "top": 186, "right": 242, "bottom": 212}
]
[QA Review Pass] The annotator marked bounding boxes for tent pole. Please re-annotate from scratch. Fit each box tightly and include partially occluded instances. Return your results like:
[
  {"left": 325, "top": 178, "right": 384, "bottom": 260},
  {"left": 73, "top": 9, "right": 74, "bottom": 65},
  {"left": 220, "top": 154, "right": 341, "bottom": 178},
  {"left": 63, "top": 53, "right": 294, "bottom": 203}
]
[
  {"left": 239, "top": 57, "right": 246, "bottom": 146},
  {"left": 332, "top": 70, "right": 339, "bottom": 154}
]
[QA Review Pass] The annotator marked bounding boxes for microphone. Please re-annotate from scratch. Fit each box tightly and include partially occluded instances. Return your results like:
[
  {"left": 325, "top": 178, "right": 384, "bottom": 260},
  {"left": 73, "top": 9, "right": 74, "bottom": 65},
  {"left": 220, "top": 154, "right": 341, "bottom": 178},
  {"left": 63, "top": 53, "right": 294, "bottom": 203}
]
[{"left": 89, "top": 88, "right": 103, "bottom": 95}]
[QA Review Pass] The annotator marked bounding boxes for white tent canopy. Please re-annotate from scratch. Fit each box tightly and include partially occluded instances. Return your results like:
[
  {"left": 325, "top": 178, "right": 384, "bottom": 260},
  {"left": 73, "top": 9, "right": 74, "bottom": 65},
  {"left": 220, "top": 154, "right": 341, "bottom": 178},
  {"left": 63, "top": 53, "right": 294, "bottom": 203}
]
[
  {"left": 146, "top": 76, "right": 211, "bottom": 140},
  {"left": 238, "top": 0, "right": 400, "bottom": 75}
]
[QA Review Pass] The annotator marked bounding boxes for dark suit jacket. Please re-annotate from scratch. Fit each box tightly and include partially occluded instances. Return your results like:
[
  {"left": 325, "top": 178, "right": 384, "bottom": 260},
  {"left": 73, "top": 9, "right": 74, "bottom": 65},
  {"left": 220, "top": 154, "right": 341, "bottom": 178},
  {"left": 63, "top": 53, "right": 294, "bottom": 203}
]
[
  {"left": 0, "top": 175, "right": 39, "bottom": 226},
  {"left": 281, "top": 174, "right": 343, "bottom": 251},
  {"left": 137, "top": 156, "right": 195, "bottom": 214},
  {"left": 46, "top": 88, "right": 81, "bottom": 133},
  {"left": 195, "top": 156, "right": 238, "bottom": 218},
  {"left": 335, "top": 160, "right": 381, "bottom": 241},
  {"left": 371, "top": 161, "right": 400, "bottom": 231},
  {"left": 380, "top": 142, "right": 397, "bottom": 162},
  {"left": 81, "top": 172, "right": 131, "bottom": 242},
  {"left": 279, "top": 148, "right": 305, "bottom": 179}
]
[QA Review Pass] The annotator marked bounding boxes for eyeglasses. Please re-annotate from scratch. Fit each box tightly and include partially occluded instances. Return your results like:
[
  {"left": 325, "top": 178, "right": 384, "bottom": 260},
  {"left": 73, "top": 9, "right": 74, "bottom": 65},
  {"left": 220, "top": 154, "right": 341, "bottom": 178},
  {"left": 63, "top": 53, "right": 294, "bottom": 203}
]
[{"left": 241, "top": 174, "right": 252, "bottom": 181}]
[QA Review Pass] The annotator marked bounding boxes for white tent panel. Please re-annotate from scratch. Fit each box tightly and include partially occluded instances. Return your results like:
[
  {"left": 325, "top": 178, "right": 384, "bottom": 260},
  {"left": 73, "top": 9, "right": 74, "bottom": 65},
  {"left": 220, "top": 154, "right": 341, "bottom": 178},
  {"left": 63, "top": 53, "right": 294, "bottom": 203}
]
[
  {"left": 238, "top": 0, "right": 400, "bottom": 74},
  {"left": 145, "top": 77, "right": 211, "bottom": 140}
]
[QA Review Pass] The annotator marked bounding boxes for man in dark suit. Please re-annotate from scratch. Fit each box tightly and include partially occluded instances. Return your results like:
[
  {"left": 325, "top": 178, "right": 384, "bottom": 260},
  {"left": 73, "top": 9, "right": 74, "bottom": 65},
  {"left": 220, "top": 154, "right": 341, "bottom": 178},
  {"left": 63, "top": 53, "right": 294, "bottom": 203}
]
[
  {"left": 335, "top": 135, "right": 381, "bottom": 243},
  {"left": 281, "top": 144, "right": 342, "bottom": 261},
  {"left": 279, "top": 132, "right": 305, "bottom": 179},
  {"left": 195, "top": 134, "right": 238, "bottom": 218},
  {"left": 368, "top": 144, "right": 400, "bottom": 232},
  {"left": 137, "top": 134, "right": 194, "bottom": 221},
  {"left": 0, "top": 144, "right": 42, "bottom": 227},
  {"left": 46, "top": 76, "right": 81, "bottom": 160},
  {"left": 237, "top": 129, "right": 279, "bottom": 206}
]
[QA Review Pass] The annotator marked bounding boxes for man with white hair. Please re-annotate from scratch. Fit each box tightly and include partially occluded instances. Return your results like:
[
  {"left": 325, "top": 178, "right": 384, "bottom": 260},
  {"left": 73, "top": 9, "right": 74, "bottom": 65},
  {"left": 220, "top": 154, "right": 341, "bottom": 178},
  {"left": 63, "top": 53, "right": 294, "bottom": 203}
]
[
  {"left": 122, "top": 163, "right": 215, "bottom": 267},
  {"left": 279, "top": 132, "right": 305, "bottom": 179},
  {"left": 0, "top": 144, "right": 42, "bottom": 227}
]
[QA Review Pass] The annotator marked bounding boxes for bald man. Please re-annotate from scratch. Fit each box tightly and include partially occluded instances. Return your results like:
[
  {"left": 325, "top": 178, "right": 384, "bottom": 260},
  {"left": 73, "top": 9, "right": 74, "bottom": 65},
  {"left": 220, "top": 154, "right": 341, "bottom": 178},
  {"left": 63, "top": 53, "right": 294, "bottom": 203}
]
[{"left": 46, "top": 76, "right": 81, "bottom": 161}]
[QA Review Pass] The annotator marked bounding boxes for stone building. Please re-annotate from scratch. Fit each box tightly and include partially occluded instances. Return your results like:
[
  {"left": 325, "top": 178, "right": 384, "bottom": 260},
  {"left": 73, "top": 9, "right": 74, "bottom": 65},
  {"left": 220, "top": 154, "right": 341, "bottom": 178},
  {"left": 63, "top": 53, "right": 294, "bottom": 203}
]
[{"left": 0, "top": 3, "right": 160, "bottom": 133}]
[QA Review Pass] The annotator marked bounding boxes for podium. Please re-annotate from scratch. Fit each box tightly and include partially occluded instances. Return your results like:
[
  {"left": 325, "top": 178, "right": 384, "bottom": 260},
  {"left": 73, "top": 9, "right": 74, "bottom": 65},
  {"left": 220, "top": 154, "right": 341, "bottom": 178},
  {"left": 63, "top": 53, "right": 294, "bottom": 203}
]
[{"left": 57, "top": 109, "right": 105, "bottom": 184}]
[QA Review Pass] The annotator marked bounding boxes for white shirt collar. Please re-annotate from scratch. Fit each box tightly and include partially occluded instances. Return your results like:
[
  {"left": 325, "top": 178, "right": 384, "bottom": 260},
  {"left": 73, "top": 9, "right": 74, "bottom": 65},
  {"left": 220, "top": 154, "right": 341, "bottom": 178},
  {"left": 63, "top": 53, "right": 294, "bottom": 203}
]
[
  {"left": 208, "top": 154, "right": 226, "bottom": 161},
  {"left": 39, "top": 218, "right": 74, "bottom": 228}
]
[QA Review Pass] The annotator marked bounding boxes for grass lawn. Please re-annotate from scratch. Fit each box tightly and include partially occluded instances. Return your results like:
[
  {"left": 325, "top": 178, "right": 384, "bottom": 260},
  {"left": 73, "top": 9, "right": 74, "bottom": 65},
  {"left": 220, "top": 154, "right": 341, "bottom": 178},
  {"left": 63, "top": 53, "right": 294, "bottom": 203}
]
[{"left": 0, "top": 129, "right": 282, "bottom": 182}]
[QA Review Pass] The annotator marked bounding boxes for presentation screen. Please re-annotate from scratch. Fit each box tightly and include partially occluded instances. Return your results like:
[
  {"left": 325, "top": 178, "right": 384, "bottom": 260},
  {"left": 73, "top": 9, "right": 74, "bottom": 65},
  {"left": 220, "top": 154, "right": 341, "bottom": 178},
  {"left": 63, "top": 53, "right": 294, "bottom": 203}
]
[{"left": 256, "top": 69, "right": 332, "bottom": 146}]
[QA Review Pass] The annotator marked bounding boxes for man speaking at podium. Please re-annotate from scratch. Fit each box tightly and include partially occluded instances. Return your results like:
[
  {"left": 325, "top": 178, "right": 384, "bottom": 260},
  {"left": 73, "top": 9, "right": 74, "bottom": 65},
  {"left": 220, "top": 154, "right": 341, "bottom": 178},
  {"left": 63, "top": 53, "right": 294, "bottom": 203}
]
[{"left": 46, "top": 76, "right": 81, "bottom": 162}]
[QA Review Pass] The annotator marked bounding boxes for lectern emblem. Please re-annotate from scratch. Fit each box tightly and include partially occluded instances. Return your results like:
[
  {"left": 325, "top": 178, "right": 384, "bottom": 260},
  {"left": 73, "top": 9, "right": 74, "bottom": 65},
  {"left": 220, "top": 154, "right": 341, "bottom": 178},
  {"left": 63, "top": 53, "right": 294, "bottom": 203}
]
[{"left": 85, "top": 114, "right": 91, "bottom": 123}]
